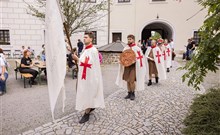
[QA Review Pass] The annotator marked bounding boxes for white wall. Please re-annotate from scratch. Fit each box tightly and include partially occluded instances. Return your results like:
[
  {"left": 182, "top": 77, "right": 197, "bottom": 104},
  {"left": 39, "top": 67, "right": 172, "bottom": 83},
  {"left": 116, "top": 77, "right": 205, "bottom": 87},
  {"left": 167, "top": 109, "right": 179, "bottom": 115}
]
[
  {"left": 0, "top": 0, "right": 44, "bottom": 55},
  {"left": 0, "top": 0, "right": 108, "bottom": 56},
  {"left": 110, "top": 0, "right": 207, "bottom": 51}
]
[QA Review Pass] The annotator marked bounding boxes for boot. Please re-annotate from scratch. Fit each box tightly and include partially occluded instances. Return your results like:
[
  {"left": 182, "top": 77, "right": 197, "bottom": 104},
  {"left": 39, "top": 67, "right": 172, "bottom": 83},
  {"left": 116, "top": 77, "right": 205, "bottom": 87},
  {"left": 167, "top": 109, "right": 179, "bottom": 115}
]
[
  {"left": 156, "top": 77, "right": 159, "bottom": 83},
  {"left": 147, "top": 80, "right": 152, "bottom": 86},
  {"left": 130, "top": 92, "right": 135, "bottom": 100},
  {"left": 167, "top": 68, "right": 170, "bottom": 72},
  {"left": 79, "top": 113, "right": 90, "bottom": 124},
  {"left": 124, "top": 92, "right": 131, "bottom": 99},
  {"left": 89, "top": 108, "right": 95, "bottom": 113}
]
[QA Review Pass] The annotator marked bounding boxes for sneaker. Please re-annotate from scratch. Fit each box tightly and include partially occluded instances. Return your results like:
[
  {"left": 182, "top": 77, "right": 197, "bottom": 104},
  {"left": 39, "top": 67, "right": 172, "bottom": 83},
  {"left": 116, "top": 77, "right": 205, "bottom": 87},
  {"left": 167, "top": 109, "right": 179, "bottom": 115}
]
[
  {"left": 124, "top": 92, "right": 131, "bottom": 99},
  {"left": 130, "top": 92, "right": 135, "bottom": 100},
  {"left": 79, "top": 113, "right": 90, "bottom": 124}
]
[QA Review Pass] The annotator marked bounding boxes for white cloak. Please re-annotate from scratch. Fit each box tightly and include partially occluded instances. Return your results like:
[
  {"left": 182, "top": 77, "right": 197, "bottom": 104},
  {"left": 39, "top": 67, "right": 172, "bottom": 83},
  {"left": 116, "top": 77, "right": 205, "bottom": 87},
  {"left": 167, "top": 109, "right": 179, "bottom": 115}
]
[
  {"left": 145, "top": 46, "right": 167, "bottom": 80},
  {"left": 163, "top": 44, "right": 172, "bottom": 68},
  {"left": 116, "top": 45, "right": 146, "bottom": 91},
  {"left": 76, "top": 46, "right": 105, "bottom": 111}
]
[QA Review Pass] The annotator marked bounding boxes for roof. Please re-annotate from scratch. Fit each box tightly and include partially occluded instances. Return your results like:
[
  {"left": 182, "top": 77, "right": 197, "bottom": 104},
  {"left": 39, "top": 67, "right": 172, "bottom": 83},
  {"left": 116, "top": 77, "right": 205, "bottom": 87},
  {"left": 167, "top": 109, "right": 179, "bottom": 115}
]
[{"left": 98, "top": 40, "right": 127, "bottom": 53}]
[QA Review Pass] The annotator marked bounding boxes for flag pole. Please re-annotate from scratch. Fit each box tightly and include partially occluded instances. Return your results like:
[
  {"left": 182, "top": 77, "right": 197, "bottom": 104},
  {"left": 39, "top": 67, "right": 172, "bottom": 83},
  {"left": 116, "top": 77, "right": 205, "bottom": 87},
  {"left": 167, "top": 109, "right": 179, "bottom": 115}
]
[
  {"left": 63, "top": 23, "right": 73, "bottom": 51},
  {"left": 56, "top": 0, "right": 78, "bottom": 91},
  {"left": 63, "top": 22, "right": 78, "bottom": 91}
]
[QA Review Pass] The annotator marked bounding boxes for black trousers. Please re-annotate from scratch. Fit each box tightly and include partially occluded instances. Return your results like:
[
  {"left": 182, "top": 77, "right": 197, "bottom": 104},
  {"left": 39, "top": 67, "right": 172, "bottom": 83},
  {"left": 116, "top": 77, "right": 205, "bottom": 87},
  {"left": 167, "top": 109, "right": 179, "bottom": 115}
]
[{"left": 20, "top": 68, "right": 38, "bottom": 81}]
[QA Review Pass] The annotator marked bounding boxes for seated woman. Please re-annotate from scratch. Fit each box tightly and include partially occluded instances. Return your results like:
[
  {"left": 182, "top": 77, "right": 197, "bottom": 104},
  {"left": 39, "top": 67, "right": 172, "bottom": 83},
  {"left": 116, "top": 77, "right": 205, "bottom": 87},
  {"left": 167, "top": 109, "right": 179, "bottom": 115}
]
[
  {"left": 67, "top": 47, "right": 79, "bottom": 68},
  {"left": 0, "top": 48, "right": 8, "bottom": 96},
  {"left": 19, "top": 50, "right": 38, "bottom": 85}
]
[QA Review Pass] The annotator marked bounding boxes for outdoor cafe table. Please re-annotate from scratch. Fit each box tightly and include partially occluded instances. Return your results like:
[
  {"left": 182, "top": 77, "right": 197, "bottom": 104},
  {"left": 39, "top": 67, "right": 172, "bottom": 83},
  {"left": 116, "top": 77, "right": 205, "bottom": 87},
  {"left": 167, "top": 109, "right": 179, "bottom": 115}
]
[{"left": 15, "top": 59, "right": 47, "bottom": 85}]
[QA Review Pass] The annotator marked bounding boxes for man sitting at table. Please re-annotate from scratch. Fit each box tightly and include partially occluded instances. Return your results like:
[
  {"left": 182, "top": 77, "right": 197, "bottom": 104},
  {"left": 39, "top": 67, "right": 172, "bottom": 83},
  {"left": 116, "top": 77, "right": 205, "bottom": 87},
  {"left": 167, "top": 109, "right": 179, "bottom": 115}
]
[{"left": 19, "top": 50, "right": 38, "bottom": 85}]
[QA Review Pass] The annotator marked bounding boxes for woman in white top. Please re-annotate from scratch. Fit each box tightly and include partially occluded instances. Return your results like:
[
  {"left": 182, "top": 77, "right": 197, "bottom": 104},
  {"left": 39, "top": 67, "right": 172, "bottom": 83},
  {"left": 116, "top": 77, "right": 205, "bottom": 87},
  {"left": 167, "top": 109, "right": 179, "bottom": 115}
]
[{"left": 0, "top": 48, "right": 8, "bottom": 95}]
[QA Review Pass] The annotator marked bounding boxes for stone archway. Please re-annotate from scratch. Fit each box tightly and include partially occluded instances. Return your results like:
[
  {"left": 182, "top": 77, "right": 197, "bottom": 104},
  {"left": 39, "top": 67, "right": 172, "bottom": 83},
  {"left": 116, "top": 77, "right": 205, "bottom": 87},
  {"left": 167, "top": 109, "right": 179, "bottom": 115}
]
[{"left": 141, "top": 21, "right": 174, "bottom": 42}]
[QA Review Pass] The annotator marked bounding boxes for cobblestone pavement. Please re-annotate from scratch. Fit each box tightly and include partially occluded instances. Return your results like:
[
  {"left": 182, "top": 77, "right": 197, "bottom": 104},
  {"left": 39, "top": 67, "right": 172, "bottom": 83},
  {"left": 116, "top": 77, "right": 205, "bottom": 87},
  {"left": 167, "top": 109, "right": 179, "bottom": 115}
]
[
  {"left": 0, "top": 61, "right": 118, "bottom": 135},
  {"left": 19, "top": 62, "right": 205, "bottom": 135}
]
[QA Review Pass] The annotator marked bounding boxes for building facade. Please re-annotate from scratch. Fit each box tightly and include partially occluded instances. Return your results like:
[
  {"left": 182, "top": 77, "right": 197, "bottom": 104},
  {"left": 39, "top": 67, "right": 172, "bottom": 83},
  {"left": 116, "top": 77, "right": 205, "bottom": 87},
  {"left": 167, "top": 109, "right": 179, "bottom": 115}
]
[
  {"left": 0, "top": 0, "right": 45, "bottom": 56},
  {"left": 109, "top": 0, "right": 207, "bottom": 51},
  {"left": 0, "top": 0, "right": 108, "bottom": 56},
  {"left": 0, "top": 0, "right": 207, "bottom": 56}
]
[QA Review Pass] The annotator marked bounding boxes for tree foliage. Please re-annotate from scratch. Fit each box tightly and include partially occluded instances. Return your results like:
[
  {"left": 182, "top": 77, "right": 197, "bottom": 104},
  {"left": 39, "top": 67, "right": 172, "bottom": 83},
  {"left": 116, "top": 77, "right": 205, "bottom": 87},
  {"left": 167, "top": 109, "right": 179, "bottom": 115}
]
[
  {"left": 24, "top": 0, "right": 108, "bottom": 36},
  {"left": 180, "top": 0, "right": 220, "bottom": 90},
  {"left": 151, "top": 31, "right": 162, "bottom": 40}
]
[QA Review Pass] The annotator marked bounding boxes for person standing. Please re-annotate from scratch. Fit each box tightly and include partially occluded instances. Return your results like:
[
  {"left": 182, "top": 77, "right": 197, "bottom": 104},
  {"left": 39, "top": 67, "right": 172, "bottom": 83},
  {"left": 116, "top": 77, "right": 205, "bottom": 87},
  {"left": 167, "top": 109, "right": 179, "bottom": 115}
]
[
  {"left": 19, "top": 50, "right": 38, "bottom": 85},
  {"left": 77, "top": 39, "right": 84, "bottom": 57},
  {"left": 187, "top": 38, "right": 196, "bottom": 60},
  {"left": 20, "top": 46, "right": 25, "bottom": 58},
  {"left": 76, "top": 32, "right": 105, "bottom": 124},
  {"left": 116, "top": 34, "right": 146, "bottom": 100},
  {"left": 169, "top": 39, "right": 176, "bottom": 65},
  {"left": 0, "top": 49, "right": 8, "bottom": 95},
  {"left": 163, "top": 39, "right": 172, "bottom": 72},
  {"left": 137, "top": 40, "right": 142, "bottom": 48},
  {"left": 145, "top": 40, "right": 166, "bottom": 86}
]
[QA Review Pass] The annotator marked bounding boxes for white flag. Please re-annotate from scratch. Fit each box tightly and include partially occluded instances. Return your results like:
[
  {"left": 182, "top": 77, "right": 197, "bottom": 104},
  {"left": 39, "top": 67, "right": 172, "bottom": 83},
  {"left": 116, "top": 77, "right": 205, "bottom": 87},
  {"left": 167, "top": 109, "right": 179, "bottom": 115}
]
[{"left": 45, "top": 0, "right": 66, "bottom": 120}]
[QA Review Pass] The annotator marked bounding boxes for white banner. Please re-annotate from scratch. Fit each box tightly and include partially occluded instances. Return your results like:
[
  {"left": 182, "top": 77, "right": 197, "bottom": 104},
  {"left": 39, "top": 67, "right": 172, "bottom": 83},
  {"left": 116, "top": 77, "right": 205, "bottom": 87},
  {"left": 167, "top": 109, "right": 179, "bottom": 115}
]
[{"left": 45, "top": 0, "right": 66, "bottom": 120}]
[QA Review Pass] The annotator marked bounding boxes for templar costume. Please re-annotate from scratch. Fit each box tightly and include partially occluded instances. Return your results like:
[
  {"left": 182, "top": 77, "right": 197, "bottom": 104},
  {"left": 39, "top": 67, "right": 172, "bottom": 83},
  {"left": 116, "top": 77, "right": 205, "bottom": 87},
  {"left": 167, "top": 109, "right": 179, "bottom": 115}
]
[
  {"left": 116, "top": 43, "right": 146, "bottom": 100},
  {"left": 145, "top": 44, "right": 166, "bottom": 86}
]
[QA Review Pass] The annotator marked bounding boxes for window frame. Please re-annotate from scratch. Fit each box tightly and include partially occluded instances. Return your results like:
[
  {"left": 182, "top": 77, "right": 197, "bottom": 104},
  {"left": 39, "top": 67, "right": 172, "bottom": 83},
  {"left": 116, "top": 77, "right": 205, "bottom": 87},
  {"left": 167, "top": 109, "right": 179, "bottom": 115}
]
[
  {"left": 112, "top": 32, "right": 122, "bottom": 42},
  {"left": 118, "top": 0, "right": 131, "bottom": 3},
  {"left": 0, "top": 29, "right": 10, "bottom": 45},
  {"left": 151, "top": 0, "right": 166, "bottom": 2},
  {"left": 193, "top": 31, "right": 201, "bottom": 46},
  {"left": 92, "top": 31, "right": 97, "bottom": 45},
  {"left": 83, "top": 0, "right": 96, "bottom": 3},
  {"left": 149, "top": 0, "right": 167, "bottom": 4}
]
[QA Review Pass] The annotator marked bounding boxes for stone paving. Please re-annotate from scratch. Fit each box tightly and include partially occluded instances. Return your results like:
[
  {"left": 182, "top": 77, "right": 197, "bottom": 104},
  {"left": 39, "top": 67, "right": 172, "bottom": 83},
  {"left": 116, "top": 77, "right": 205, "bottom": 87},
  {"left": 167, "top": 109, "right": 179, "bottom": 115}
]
[{"left": 19, "top": 62, "right": 205, "bottom": 135}]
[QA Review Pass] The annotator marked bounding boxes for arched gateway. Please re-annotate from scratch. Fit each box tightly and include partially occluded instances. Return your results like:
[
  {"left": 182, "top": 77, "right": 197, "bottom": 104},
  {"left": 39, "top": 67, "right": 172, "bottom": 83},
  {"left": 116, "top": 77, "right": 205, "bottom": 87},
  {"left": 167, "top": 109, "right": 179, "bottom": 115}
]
[{"left": 141, "top": 20, "right": 175, "bottom": 42}]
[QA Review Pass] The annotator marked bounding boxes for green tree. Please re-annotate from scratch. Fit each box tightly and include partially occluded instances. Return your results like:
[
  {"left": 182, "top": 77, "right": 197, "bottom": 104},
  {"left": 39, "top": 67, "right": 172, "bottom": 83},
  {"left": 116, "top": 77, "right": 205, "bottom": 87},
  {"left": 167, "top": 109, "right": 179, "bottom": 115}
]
[
  {"left": 151, "top": 31, "right": 162, "bottom": 40},
  {"left": 180, "top": 0, "right": 220, "bottom": 90},
  {"left": 24, "top": 0, "right": 108, "bottom": 36}
]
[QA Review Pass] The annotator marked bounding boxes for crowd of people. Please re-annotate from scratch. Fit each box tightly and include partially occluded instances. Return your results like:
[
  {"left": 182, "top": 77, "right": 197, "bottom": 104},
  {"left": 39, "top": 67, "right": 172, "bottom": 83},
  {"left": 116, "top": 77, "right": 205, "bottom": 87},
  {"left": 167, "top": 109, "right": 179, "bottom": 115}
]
[
  {"left": 0, "top": 32, "right": 176, "bottom": 125},
  {"left": 73, "top": 32, "right": 177, "bottom": 124}
]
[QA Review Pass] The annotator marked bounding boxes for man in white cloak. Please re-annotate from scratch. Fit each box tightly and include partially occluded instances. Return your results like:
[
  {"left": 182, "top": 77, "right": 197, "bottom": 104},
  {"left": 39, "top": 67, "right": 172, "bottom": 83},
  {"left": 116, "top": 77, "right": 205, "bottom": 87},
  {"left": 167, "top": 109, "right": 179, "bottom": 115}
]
[
  {"left": 163, "top": 39, "right": 172, "bottom": 72},
  {"left": 116, "top": 34, "right": 146, "bottom": 100},
  {"left": 76, "top": 32, "right": 105, "bottom": 124},
  {"left": 145, "top": 39, "right": 166, "bottom": 86}
]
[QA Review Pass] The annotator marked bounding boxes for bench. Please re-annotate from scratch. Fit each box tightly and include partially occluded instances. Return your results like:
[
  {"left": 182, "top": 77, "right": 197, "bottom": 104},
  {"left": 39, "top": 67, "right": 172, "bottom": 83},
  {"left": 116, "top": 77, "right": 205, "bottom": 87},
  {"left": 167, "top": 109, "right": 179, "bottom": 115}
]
[
  {"left": 21, "top": 73, "right": 33, "bottom": 88},
  {"left": 3, "top": 50, "right": 11, "bottom": 58},
  {"left": 13, "top": 50, "right": 21, "bottom": 59}
]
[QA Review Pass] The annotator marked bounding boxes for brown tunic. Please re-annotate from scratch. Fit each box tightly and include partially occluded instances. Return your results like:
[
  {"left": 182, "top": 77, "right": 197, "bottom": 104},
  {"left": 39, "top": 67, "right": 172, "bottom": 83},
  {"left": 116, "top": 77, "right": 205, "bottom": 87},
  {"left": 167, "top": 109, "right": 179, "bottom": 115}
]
[
  {"left": 123, "top": 63, "right": 136, "bottom": 82},
  {"left": 148, "top": 50, "right": 158, "bottom": 75}
]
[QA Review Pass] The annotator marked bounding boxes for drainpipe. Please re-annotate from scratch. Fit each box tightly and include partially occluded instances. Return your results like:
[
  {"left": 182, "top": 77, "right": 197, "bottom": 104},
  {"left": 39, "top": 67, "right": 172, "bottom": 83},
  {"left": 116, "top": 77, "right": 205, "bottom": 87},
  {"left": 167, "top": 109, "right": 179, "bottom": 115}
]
[{"left": 107, "top": 0, "right": 110, "bottom": 44}]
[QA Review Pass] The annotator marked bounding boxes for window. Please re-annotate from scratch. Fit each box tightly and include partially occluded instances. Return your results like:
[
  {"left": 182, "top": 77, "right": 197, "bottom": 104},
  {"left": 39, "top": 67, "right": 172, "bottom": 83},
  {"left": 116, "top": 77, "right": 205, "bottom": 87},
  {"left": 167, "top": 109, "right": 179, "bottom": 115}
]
[
  {"left": 112, "top": 33, "right": 122, "bottom": 42},
  {"left": 0, "top": 30, "right": 10, "bottom": 45},
  {"left": 152, "top": 0, "right": 166, "bottom": 1},
  {"left": 92, "top": 31, "right": 97, "bottom": 45},
  {"left": 193, "top": 31, "right": 200, "bottom": 45},
  {"left": 118, "top": 0, "right": 130, "bottom": 3},
  {"left": 84, "top": 0, "right": 96, "bottom": 3}
]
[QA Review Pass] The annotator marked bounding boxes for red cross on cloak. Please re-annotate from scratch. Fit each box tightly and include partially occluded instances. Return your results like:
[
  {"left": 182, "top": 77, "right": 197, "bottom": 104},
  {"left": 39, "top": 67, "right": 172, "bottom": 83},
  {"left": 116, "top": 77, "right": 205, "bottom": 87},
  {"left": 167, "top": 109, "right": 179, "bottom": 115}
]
[
  {"left": 155, "top": 51, "right": 162, "bottom": 64},
  {"left": 80, "top": 56, "right": 92, "bottom": 80},
  {"left": 137, "top": 51, "right": 143, "bottom": 67},
  {"left": 166, "top": 48, "right": 171, "bottom": 57},
  {"left": 162, "top": 51, "right": 166, "bottom": 60}
]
